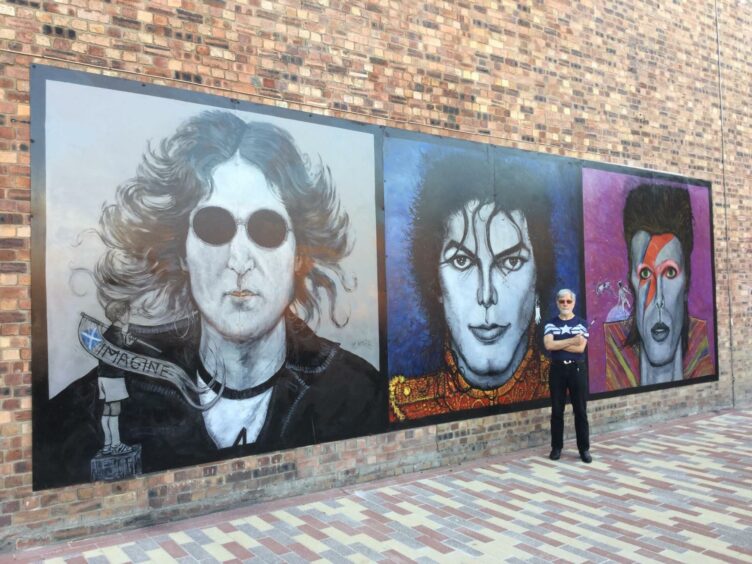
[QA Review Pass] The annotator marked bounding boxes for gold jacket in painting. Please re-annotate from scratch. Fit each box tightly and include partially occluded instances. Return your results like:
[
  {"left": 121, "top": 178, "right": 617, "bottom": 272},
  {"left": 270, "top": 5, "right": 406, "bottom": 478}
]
[{"left": 389, "top": 330, "right": 550, "bottom": 422}]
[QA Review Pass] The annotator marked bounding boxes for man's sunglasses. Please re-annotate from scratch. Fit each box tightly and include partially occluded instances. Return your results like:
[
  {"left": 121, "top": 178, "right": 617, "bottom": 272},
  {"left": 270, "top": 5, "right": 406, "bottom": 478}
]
[
  {"left": 191, "top": 206, "right": 291, "bottom": 248},
  {"left": 558, "top": 299, "right": 573, "bottom": 304}
]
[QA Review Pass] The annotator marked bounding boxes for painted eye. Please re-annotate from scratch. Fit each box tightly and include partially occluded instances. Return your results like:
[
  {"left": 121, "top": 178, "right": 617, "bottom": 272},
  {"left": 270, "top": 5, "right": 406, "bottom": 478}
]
[
  {"left": 450, "top": 254, "right": 473, "bottom": 270},
  {"left": 639, "top": 267, "right": 652, "bottom": 280},
  {"left": 500, "top": 256, "right": 526, "bottom": 272},
  {"left": 664, "top": 266, "right": 678, "bottom": 279}
]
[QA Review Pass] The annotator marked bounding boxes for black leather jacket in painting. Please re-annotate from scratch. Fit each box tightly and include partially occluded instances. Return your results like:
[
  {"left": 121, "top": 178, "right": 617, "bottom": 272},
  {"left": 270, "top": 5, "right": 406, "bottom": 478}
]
[{"left": 36, "top": 313, "right": 386, "bottom": 489}]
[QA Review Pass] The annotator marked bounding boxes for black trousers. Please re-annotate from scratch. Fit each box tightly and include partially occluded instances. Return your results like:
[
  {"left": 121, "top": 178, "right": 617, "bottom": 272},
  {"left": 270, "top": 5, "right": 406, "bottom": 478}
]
[{"left": 549, "top": 361, "right": 590, "bottom": 452}]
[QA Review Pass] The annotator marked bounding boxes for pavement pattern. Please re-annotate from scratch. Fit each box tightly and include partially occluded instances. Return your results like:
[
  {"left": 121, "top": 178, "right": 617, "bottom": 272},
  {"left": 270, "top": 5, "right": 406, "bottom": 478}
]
[{"left": 6, "top": 408, "right": 752, "bottom": 563}]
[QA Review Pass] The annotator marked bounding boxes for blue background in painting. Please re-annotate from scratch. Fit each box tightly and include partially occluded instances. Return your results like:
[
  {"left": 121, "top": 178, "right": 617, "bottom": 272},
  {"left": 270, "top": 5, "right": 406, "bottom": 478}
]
[{"left": 384, "top": 135, "right": 583, "bottom": 377}]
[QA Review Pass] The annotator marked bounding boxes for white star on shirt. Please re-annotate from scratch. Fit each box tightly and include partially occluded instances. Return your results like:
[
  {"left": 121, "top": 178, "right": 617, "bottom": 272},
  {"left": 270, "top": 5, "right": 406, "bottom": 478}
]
[{"left": 559, "top": 325, "right": 572, "bottom": 335}]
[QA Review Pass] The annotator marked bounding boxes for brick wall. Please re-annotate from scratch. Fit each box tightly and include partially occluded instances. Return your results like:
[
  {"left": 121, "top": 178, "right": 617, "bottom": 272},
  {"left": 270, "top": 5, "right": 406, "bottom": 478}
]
[
  {"left": 718, "top": 0, "right": 752, "bottom": 406},
  {"left": 1, "top": 0, "right": 750, "bottom": 551}
]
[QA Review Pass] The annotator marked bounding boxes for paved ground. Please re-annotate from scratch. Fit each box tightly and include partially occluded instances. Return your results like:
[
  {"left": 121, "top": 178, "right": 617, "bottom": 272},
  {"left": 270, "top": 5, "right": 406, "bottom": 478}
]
[{"left": 6, "top": 408, "right": 752, "bottom": 563}]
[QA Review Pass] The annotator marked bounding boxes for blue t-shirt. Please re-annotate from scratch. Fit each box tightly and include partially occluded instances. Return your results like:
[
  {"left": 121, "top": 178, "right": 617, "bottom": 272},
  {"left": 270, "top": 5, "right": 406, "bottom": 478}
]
[{"left": 544, "top": 315, "right": 589, "bottom": 362}]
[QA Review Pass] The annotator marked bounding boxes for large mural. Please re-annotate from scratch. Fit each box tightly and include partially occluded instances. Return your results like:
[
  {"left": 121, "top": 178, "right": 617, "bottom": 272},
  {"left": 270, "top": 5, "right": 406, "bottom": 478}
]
[
  {"left": 31, "top": 67, "right": 718, "bottom": 490},
  {"left": 31, "top": 68, "right": 384, "bottom": 489}
]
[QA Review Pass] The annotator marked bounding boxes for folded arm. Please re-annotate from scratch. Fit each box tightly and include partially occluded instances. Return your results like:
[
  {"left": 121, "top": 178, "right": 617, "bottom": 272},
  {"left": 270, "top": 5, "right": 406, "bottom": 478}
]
[{"left": 544, "top": 333, "right": 588, "bottom": 353}]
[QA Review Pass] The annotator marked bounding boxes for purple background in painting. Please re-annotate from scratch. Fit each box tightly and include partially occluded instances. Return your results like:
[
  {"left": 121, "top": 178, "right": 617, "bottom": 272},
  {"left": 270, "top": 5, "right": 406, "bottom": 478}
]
[{"left": 582, "top": 168, "right": 716, "bottom": 393}]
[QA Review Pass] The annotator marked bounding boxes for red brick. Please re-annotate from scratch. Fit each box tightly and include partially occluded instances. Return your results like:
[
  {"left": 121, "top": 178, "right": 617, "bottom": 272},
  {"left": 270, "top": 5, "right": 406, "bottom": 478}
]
[{"left": 0, "top": 0, "right": 749, "bottom": 551}]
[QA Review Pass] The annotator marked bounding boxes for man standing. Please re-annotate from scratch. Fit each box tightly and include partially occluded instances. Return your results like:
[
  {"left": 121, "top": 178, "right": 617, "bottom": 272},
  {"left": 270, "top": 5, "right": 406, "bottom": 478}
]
[{"left": 544, "top": 289, "right": 591, "bottom": 463}]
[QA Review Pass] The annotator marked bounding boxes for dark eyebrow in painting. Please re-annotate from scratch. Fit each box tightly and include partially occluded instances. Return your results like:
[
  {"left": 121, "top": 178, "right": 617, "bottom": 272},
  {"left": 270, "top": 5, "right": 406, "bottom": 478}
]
[
  {"left": 494, "top": 241, "right": 528, "bottom": 260},
  {"left": 444, "top": 240, "right": 476, "bottom": 258}
]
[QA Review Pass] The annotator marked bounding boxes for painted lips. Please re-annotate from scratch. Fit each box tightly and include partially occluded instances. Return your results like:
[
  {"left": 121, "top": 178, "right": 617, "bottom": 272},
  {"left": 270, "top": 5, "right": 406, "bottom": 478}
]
[
  {"left": 469, "top": 324, "right": 509, "bottom": 343},
  {"left": 650, "top": 322, "right": 670, "bottom": 342},
  {"left": 227, "top": 289, "right": 258, "bottom": 298}
]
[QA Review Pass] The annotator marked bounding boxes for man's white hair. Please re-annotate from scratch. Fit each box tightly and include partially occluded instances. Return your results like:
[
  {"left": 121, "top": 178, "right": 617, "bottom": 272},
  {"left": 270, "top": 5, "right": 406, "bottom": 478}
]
[{"left": 557, "top": 288, "right": 576, "bottom": 301}]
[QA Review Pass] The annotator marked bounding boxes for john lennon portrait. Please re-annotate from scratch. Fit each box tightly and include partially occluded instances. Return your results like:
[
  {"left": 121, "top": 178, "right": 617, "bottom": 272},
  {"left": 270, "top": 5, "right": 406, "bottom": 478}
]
[
  {"left": 384, "top": 135, "right": 583, "bottom": 423},
  {"left": 582, "top": 168, "right": 717, "bottom": 393},
  {"left": 32, "top": 71, "right": 383, "bottom": 489}
]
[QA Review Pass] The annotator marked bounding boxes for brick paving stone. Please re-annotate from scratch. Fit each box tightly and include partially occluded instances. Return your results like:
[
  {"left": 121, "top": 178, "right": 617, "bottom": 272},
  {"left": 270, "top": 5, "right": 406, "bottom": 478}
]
[
  {"left": 322, "top": 537, "right": 357, "bottom": 557},
  {"left": 215, "top": 523, "right": 236, "bottom": 534},
  {"left": 589, "top": 546, "right": 633, "bottom": 563},
  {"left": 296, "top": 523, "right": 328, "bottom": 541},
  {"left": 119, "top": 544, "right": 150, "bottom": 563},
  {"left": 570, "top": 532, "right": 625, "bottom": 554},
  {"left": 360, "top": 508, "right": 389, "bottom": 523},
  {"left": 328, "top": 519, "right": 360, "bottom": 537},
  {"left": 355, "top": 523, "right": 391, "bottom": 542},
  {"left": 703, "top": 549, "right": 751, "bottom": 563},
  {"left": 535, "top": 520, "right": 581, "bottom": 540},
  {"left": 8, "top": 409, "right": 752, "bottom": 563},
  {"left": 285, "top": 542, "right": 318, "bottom": 561},
  {"left": 414, "top": 534, "right": 452, "bottom": 555},
  {"left": 316, "top": 549, "right": 350, "bottom": 563},
  {"left": 350, "top": 542, "right": 388, "bottom": 562},
  {"left": 257, "top": 536, "right": 290, "bottom": 555},
  {"left": 602, "top": 522, "right": 642, "bottom": 539},
  {"left": 476, "top": 518, "right": 513, "bottom": 535},
  {"left": 385, "top": 530, "right": 427, "bottom": 551},
  {"left": 646, "top": 535, "right": 691, "bottom": 553},
  {"left": 222, "top": 541, "right": 253, "bottom": 560},
  {"left": 497, "top": 530, "right": 544, "bottom": 548},
  {"left": 721, "top": 531, "right": 752, "bottom": 549},
  {"left": 242, "top": 544, "right": 277, "bottom": 561},
  {"left": 279, "top": 553, "right": 307, "bottom": 564},
  {"left": 413, "top": 524, "right": 448, "bottom": 541},
  {"left": 429, "top": 527, "right": 474, "bottom": 547},
  {"left": 639, "top": 548, "right": 681, "bottom": 563},
  {"left": 515, "top": 542, "right": 559, "bottom": 561},
  {"left": 559, "top": 543, "right": 607, "bottom": 562},
  {"left": 181, "top": 541, "right": 212, "bottom": 561},
  {"left": 66, "top": 539, "right": 101, "bottom": 551},
  {"left": 385, "top": 549, "right": 420, "bottom": 563},
  {"left": 728, "top": 545, "right": 752, "bottom": 557},
  {"left": 524, "top": 529, "right": 564, "bottom": 547},
  {"left": 233, "top": 522, "right": 263, "bottom": 540},
  {"left": 132, "top": 538, "right": 161, "bottom": 552},
  {"left": 185, "top": 530, "right": 213, "bottom": 545},
  {"left": 419, "top": 504, "right": 452, "bottom": 522},
  {"left": 414, "top": 556, "right": 440, "bottom": 564}
]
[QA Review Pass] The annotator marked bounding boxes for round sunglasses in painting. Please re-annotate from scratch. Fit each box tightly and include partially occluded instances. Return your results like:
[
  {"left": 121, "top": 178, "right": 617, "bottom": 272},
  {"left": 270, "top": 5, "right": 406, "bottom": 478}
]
[{"left": 191, "top": 206, "right": 291, "bottom": 248}]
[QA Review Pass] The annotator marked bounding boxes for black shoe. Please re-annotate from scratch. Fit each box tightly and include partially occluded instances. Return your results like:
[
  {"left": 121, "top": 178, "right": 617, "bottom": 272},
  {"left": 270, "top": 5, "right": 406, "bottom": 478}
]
[
  {"left": 549, "top": 448, "right": 561, "bottom": 460},
  {"left": 580, "top": 450, "right": 592, "bottom": 464}
]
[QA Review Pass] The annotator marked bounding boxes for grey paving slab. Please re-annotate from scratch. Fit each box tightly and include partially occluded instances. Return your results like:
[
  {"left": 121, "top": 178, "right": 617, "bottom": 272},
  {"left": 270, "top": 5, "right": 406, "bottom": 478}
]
[{"left": 9, "top": 409, "right": 752, "bottom": 564}]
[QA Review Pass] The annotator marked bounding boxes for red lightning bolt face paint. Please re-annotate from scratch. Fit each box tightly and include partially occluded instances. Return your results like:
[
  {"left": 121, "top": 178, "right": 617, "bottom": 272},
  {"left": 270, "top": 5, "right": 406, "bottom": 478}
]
[
  {"left": 629, "top": 229, "right": 688, "bottom": 373},
  {"left": 636, "top": 233, "right": 677, "bottom": 312}
]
